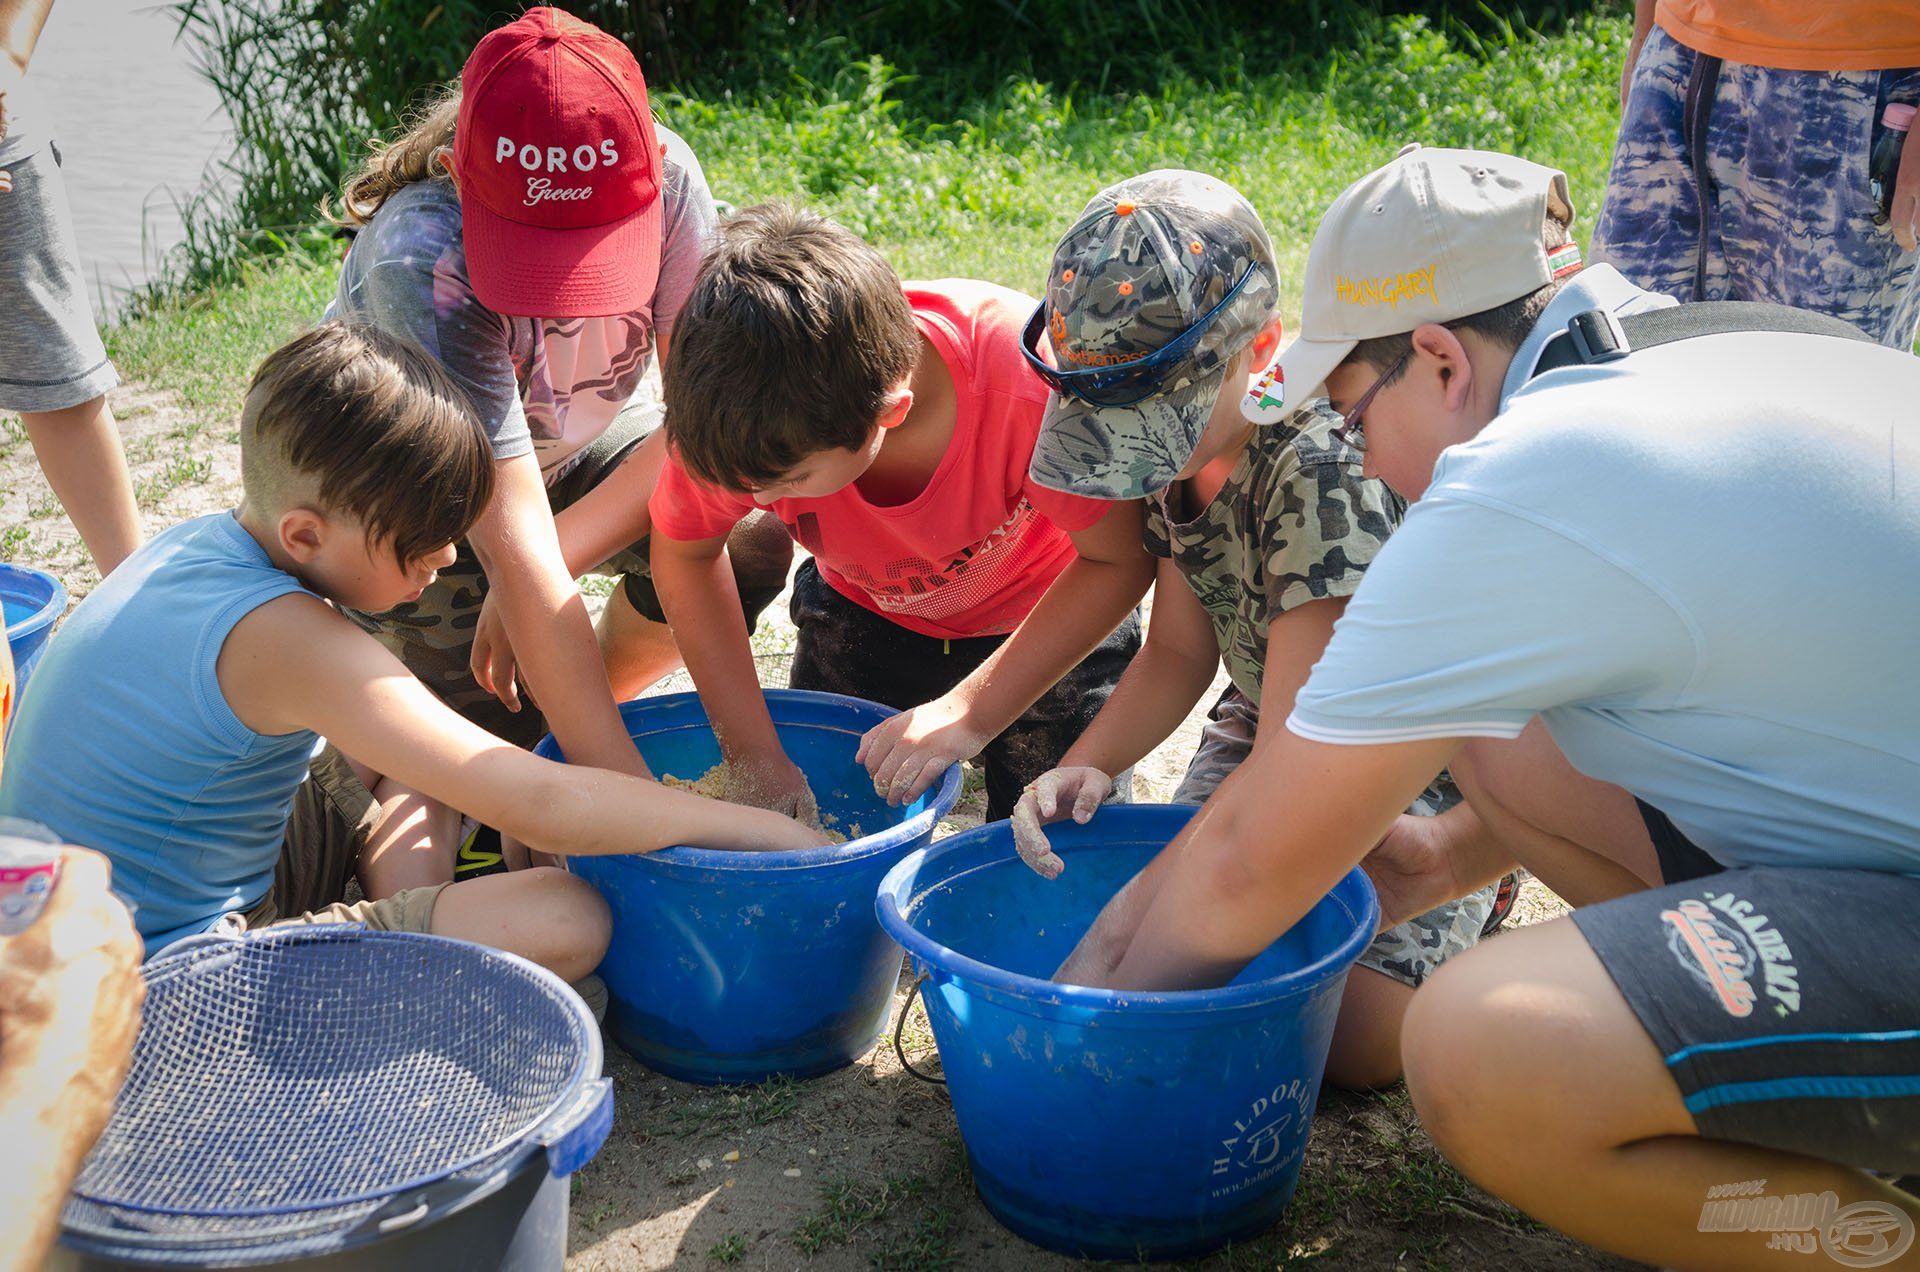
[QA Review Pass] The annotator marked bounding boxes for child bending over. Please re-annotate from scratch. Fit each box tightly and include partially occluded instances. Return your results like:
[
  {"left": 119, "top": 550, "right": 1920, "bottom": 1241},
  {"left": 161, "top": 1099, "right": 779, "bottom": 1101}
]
[{"left": 0, "top": 322, "right": 828, "bottom": 982}]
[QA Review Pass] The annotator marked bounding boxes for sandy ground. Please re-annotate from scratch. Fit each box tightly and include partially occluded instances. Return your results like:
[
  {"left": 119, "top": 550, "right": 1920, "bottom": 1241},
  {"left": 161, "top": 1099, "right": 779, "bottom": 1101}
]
[{"left": 4, "top": 381, "right": 1621, "bottom": 1271}]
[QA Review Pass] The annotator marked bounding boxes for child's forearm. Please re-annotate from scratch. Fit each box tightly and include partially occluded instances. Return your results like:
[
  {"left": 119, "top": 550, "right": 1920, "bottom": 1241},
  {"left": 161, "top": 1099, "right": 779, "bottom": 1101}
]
[
  {"left": 550, "top": 436, "right": 663, "bottom": 578},
  {"left": 947, "top": 553, "right": 1153, "bottom": 741},
  {"left": 470, "top": 749, "right": 818, "bottom": 855},
  {"left": 490, "top": 552, "right": 650, "bottom": 776},
  {"left": 1060, "top": 637, "right": 1219, "bottom": 778},
  {"left": 470, "top": 458, "right": 650, "bottom": 779},
  {"left": 651, "top": 535, "right": 785, "bottom": 761}
]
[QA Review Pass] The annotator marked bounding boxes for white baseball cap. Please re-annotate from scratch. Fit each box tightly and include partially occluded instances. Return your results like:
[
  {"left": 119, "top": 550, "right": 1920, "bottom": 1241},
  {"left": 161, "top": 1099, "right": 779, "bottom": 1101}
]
[{"left": 1266, "top": 144, "right": 1576, "bottom": 410}]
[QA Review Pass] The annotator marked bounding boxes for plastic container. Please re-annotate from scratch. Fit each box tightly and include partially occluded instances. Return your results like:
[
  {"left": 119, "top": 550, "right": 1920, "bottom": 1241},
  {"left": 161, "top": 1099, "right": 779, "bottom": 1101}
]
[
  {"left": 0, "top": 816, "right": 62, "bottom": 934},
  {"left": 536, "top": 690, "right": 962, "bottom": 1085},
  {"left": 58, "top": 926, "right": 612, "bottom": 1270},
  {"left": 1, "top": 561, "right": 67, "bottom": 690},
  {"left": 1, "top": 619, "right": 14, "bottom": 768},
  {"left": 876, "top": 805, "right": 1379, "bottom": 1261}
]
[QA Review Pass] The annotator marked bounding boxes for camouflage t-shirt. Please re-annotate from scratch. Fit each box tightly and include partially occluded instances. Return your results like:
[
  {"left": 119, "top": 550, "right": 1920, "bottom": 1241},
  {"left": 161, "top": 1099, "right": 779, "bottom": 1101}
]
[{"left": 1145, "top": 401, "right": 1402, "bottom": 707}]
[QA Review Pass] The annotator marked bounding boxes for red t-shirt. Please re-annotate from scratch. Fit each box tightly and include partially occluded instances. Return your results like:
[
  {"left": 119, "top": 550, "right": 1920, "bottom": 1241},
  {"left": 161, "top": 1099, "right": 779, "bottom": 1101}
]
[{"left": 650, "top": 280, "right": 1109, "bottom": 640}]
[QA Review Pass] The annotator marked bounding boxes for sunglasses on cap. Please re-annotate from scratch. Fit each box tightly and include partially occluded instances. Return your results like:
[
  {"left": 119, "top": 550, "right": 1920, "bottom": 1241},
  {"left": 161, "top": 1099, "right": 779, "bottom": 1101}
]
[{"left": 1020, "top": 263, "right": 1258, "bottom": 407}]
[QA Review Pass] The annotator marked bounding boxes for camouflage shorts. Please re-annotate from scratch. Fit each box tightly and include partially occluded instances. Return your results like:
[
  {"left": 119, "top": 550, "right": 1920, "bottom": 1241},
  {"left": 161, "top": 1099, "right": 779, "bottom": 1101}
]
[
  {"left": 343, "top": 390, "right": 792, "bottom": 749},
  {"left": 1593, "top": 25, "right": 1920, "bottom": 348},
  {"left": 1171, "top": 687, "right": 1495, "bottom": 989}
]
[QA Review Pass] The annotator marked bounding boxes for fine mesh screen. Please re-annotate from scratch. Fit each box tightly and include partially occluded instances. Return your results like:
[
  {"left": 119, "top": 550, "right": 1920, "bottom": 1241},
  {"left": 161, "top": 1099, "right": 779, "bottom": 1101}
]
[{"left": 65, "top": 927, "right": 592, "bottom": 1245}]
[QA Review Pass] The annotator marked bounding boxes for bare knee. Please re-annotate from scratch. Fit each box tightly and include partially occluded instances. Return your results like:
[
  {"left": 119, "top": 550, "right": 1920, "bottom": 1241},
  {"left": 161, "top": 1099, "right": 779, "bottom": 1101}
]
[
  {"left": 726, "top": 511, "right": 795, "bottom": 612},
  {"left": 1324, "top": 967, "right": 1414, "bottom": 1090},
  {"left": 522, "top": 868, "right": 612, "bottom": 981},
  {"left": 1402, "top": 949, "right": 1517, "bottom": 1170},
  {"left": 435, "top": 867, "right": 611, "bottom": 983}
]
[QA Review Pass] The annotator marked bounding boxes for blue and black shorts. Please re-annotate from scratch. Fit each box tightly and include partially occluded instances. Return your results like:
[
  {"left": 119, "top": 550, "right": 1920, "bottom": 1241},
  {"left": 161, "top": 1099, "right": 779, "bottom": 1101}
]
[{"left": 1571, "top": 811, "right": 1920, "bottom": 1174}]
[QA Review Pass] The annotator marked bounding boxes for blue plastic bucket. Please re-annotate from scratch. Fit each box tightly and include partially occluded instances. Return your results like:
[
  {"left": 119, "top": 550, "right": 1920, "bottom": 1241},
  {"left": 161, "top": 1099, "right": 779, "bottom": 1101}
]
[
  {"left": 876, "top": 805, "right": 1379, "bottom": 1260},
  {"left": 1, "top": 562, "right": 66, "bottom": 689},
  {"left": 536, "top": 690, "right": 962, "bottom": 1086},
  {"left": 60, "top": 926, "right": 611, "bottom": 1270}
]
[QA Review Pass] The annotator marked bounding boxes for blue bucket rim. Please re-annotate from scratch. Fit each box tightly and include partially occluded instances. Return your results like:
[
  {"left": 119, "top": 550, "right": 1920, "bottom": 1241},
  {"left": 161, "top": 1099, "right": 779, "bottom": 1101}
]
[
  {"left": 536, "top": 688, "right": 964, "bottom": 874},
  {"left": 68, "top": 925, "right": 604, "bottom": 1226},
  {"left": 875, "top": 805, "right": 1381, "bottom": 1015},
  {"left": 0, "top": 561, "right": 67, "bottom": 640}
]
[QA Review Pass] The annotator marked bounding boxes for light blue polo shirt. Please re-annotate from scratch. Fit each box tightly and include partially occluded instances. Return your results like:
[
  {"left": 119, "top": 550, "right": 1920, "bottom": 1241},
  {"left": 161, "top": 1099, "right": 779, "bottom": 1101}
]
[{"left": 1289, "top": 265, "right": 1920, "bottom": 875}]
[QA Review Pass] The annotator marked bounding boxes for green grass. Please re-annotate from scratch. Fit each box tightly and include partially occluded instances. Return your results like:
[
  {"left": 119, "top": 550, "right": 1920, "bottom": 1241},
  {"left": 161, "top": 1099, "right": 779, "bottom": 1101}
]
[
  {"left": 793, "top": 1172, "right": 932, "bottom": 1254},
  {"left": 106, "top": 12, "right": 1628, "bottom": 421},
  {"left": 707, "top": 1231, "right": 749, "bottom": 1264},
  {"left": 640, "top": 1074, "right": 803, "bottom": 1140},
  {"left": 106, "top": 247, "right": 340, "bottom": 429}
]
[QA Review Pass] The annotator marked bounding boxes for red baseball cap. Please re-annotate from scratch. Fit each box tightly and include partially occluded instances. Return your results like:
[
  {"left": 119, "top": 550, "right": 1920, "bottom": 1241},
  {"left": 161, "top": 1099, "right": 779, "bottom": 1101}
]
[{"left": 453, "top": 7, "right": 663, "bottom": 317}]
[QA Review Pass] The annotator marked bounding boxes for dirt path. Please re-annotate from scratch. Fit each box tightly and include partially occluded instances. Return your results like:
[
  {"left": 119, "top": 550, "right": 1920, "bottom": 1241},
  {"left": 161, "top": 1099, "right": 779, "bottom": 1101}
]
[{"left": 4, "top": 381, "right": 1611, "bottom": 1271}]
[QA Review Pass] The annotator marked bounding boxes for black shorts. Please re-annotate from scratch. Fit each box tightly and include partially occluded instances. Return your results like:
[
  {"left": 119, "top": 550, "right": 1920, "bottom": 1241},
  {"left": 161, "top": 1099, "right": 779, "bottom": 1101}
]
[
  {"left": 1638, "top": 798, "right": 1726, "bottom": 884},
  {"left": 1572, "top": 846, "right": 1920, "bottom": 1173}
]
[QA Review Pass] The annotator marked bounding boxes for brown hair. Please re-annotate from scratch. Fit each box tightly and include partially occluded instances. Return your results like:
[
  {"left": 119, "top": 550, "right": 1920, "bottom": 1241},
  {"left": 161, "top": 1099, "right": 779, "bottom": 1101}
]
[
  {"left": 1345, "top": 210, "right": 1576, "bottom": 385},
  {"left": 241, "top": 322, "right": 495, "bottom": 564},
  {"left": 328, "top": 85, "right": 462, "bottom": 228},
  {"left": 664, "top": 202, "right": 920, "bottom": 489}
]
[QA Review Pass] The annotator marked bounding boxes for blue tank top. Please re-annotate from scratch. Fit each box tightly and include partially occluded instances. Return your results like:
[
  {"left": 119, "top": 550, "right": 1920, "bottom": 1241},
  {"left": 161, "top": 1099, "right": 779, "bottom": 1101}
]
[{"left": 0, "top": 513, "right": 316, "bottom": 955}]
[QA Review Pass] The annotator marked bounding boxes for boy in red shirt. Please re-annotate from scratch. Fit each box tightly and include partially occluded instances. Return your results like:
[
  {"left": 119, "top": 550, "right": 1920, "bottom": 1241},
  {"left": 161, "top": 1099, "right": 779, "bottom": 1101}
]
[{"left": 649, "top": 204, "right": 1154, "bottom": 820}]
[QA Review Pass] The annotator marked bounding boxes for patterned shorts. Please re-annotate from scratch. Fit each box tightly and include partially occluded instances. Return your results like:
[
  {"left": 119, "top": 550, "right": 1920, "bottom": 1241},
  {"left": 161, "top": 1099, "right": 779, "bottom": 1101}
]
[
  {"left": 1593, "top": 25, "right": 1920, "bottom": 348},
  {"left": 1171, "top": 687, "right": 1496, "bottom": 989}
]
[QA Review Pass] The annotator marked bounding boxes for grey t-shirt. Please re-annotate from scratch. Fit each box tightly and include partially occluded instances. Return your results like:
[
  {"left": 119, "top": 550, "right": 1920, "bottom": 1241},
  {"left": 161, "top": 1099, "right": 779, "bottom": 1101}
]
[{"left": 328, "top": 123, "right": 715, "bottom": 482}]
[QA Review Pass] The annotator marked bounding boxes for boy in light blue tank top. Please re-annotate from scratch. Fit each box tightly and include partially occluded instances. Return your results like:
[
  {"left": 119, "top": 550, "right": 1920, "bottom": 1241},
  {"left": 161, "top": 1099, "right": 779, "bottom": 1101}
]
[{"left": 0, "top": 322, "right": 832, "bottom": 970}]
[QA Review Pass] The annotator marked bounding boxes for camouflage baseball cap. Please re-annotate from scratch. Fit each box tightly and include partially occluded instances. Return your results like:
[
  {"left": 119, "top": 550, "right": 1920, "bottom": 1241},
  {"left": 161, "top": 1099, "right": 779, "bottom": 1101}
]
[{"left": 1028, "top": 170, "right": 1279, "bottom": 500}]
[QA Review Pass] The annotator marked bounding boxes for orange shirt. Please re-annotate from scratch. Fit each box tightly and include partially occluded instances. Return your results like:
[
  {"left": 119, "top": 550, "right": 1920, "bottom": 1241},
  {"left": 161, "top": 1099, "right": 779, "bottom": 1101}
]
[{"left": 1656, "top": 1, "right": 1920, "bottom": 72}]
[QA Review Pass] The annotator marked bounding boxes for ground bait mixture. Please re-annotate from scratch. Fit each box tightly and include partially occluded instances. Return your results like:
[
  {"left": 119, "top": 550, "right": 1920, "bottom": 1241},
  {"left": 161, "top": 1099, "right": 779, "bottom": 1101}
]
[{"left": 662, "top": 762, "right": 855, "bottom": 843}]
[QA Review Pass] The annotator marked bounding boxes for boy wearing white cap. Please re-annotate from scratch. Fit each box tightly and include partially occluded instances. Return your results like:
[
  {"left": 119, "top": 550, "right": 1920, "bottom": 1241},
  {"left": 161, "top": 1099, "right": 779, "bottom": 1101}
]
[
  {"left": 1061, "top": 145, "right": 1920, "bottom": 1265},
  {"left": 1012, "top": 169, "right": 1501, "bottom": 1090}
]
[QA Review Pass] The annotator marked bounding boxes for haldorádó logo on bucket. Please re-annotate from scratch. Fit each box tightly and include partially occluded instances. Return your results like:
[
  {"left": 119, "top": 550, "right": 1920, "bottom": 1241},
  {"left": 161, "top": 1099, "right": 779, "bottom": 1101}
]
[
  {"left": 1697, "top": 1180, "right": 1915, "bottom": 1268},
  {"left": 1211, "top": 1078, "right": 1316, "bottom": 1200}
]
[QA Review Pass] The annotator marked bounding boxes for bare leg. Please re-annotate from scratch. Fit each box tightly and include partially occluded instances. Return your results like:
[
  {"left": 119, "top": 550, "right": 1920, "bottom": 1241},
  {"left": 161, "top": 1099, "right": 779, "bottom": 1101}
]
[
  {"left": 22, "top": 397, "right": 143, "bottom": 574},
  {"left": 1404, "top": 920, "right": 1920, "bottom": 1270},
  {"left": 596, "top": 584, "right": 685, "bottom": 700},
  {"left": 1324, "top": 966, "right": 1415, "bottom": 1090},
  {"left": 431, "top": 868, "right": 611, "bottom": 983},
  {"left": 1450, "top": 719, "right": 1663, "bottom": 904},
  {"left": 359, "top": 777, "right": 461, "bottom": 899}
]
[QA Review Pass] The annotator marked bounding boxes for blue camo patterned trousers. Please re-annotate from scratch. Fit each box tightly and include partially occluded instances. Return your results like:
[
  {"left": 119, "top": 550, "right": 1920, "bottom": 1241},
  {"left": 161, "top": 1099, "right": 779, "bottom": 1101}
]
[{"left": 1593, "top": 24, "right": 1920, "bottom": 349}]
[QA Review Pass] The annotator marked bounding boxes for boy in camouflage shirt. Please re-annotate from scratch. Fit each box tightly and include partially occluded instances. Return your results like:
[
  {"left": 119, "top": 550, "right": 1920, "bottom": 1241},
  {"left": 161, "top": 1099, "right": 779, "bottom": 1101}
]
[{"left": 1013, "top": 170, "right": 1497, "bottom": 1089}]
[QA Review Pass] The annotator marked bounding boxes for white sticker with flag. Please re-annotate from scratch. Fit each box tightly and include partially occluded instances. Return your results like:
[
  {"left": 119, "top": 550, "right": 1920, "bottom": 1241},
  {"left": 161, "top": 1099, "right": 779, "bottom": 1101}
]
[{"left": 1241, "top": 349, "right": 1289, "bottom": 424}]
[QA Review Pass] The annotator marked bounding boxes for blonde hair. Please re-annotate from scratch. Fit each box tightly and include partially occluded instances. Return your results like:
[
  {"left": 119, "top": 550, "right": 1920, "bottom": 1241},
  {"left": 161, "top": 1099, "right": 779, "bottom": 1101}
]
[{"left": 328, "top": 85, "right": 462, "bottom": 228}]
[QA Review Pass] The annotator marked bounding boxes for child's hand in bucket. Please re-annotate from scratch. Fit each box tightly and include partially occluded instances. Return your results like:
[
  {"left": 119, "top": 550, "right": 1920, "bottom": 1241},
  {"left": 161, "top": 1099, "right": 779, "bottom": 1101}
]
[
  {"left": 857, "top": 694, "right": 987, "bottom": 807},
  {"left": 1009, "top": 767, "right": 1110, "bottom": 880},
  {"left": 727, "top": 749, "right": 819, "bottom": 822}
]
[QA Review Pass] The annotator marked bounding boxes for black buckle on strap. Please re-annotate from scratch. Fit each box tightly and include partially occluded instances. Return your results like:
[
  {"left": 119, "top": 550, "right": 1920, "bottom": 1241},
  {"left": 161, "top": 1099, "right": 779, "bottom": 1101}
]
[{"left": 1567, "top": 308, "right": 1631, "bottom": 364}]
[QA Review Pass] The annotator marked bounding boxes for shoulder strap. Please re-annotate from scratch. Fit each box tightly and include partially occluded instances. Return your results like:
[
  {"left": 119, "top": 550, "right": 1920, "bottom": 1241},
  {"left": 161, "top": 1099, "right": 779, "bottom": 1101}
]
[{"left": 1531, "top": 301, "right": 1870, "bottom": 379}]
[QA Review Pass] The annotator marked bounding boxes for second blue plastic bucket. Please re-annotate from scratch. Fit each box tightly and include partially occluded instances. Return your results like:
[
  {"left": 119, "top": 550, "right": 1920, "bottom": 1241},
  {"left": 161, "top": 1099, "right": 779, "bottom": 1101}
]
[
  {"left": 535, "top": 690, "right": 962, "bottom": 1086},
  {"left": 876, "top": 804, "right": 1379, "bottom": 1260},
  {"left": 0, "top": 562, "right": 66, "bottom": 690}
]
